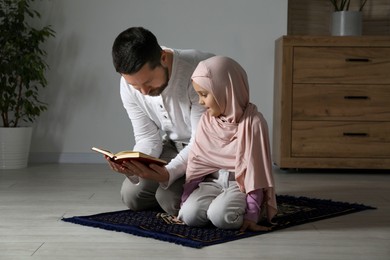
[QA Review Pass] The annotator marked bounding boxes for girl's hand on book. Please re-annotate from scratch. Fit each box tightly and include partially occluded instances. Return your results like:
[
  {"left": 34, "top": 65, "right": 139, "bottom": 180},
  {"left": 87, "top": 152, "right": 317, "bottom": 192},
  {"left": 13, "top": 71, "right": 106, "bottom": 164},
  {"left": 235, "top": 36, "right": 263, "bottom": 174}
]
[{"left": 122, "top": 160, "right": 169, "bottom": 183}]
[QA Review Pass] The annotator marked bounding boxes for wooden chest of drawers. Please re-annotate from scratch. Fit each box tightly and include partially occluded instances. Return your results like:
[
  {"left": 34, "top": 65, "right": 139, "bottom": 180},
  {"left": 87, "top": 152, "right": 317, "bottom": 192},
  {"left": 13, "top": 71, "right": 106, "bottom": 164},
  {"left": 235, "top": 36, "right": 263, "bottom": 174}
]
[{"left": 273, "top": 36, "right": 390, "bottom": 170}]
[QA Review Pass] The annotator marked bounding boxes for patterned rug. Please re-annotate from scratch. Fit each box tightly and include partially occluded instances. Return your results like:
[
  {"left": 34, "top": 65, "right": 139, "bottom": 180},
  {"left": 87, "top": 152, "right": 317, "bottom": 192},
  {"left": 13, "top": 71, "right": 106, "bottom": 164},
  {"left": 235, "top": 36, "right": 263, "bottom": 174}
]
[{"left": 62, "top": 195, "right": 375, "bottom": 248}]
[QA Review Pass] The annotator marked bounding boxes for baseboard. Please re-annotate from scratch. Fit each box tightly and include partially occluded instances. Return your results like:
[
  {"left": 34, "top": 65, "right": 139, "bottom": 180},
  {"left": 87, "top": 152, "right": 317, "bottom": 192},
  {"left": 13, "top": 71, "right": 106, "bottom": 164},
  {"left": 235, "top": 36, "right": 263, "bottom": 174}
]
[{"left": 29, "top": 152, "right": 105, "bottom": 164}]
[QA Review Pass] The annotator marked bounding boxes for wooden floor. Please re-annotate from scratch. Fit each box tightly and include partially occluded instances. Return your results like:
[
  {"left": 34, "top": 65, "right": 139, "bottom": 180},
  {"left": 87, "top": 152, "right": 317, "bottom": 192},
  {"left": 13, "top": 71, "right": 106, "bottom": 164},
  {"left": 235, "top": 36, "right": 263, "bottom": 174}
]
[{"left": 1, "top": 164, "right": 389, "bottom": 259}]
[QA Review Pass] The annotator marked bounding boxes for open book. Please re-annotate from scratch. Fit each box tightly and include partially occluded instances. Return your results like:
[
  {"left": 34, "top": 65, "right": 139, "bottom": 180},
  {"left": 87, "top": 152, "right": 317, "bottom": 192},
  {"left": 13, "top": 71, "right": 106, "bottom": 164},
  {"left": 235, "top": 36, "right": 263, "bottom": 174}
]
[{"left": 92, "top": 147, "right": 167, "bottom": 166}]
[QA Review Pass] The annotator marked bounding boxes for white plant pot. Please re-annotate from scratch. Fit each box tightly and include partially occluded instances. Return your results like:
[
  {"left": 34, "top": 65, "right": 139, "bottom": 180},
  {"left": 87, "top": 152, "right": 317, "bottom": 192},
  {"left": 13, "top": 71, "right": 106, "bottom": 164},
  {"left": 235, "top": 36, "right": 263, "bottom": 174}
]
[
  {"left": 0, "top": 127, "right": 33, "bottom": 169},
  {"left": 331, "top": 11, "right": 362, "bottom": 36}
]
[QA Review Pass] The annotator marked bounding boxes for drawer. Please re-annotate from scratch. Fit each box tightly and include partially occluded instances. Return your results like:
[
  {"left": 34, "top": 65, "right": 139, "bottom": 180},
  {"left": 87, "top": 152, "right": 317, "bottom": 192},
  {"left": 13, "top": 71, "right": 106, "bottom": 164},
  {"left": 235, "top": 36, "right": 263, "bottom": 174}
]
[
  {"left": 291, "top": 121, "right": 390, "bottom": 158},
  {"left": 292, "top": 84, "right": 390, "bottom": 121},
  {"left": 293, "top": 47, "right": 390, "bottom": 84}
]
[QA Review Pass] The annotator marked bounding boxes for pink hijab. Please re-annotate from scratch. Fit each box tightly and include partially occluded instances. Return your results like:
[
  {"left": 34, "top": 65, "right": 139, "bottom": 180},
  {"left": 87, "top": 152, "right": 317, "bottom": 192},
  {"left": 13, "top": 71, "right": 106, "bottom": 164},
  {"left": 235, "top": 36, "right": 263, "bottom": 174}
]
[{"left": 187, "top": 56, "right": 277, "bottom": 220}]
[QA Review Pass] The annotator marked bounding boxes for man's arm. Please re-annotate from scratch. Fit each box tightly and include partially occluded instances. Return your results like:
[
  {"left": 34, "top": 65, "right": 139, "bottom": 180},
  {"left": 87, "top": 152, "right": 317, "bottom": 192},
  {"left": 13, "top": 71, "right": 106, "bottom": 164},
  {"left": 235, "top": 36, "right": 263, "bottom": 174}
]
[
  {"left": 120, "top": 77, "right": 163, "bottom": 157},
  {"left": 116, "top": 77, "right": 163, "bottom": 183}
]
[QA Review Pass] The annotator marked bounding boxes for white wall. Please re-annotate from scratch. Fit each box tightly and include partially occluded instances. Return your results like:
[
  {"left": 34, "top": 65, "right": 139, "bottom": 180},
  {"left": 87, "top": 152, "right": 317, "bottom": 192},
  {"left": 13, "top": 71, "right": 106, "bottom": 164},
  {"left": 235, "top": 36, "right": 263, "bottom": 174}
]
[{"left": 30, "top": 0, "right": 287, "bottom": 163}]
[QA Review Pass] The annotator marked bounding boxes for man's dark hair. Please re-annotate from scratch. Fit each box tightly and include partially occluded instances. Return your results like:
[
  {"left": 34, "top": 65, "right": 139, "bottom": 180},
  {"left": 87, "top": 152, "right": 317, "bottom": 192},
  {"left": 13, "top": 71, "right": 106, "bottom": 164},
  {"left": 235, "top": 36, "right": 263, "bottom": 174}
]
[{"left": 112, "top": 27, "right": 163, "bottom": 74}]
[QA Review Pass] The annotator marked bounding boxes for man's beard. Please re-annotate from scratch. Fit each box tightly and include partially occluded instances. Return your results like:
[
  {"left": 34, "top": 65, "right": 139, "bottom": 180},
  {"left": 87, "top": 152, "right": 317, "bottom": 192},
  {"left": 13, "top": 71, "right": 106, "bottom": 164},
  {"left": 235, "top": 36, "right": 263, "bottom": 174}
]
[{"left": 148, "top": 66, "right": 169, "bottom": 96}]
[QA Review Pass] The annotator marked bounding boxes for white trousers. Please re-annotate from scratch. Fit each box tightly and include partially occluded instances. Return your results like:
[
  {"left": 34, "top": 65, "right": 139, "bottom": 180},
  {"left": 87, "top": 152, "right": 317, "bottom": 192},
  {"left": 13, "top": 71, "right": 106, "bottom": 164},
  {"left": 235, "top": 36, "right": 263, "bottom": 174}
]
[{"left": 178, "top": 169, "right": 247, "bottom": 230}]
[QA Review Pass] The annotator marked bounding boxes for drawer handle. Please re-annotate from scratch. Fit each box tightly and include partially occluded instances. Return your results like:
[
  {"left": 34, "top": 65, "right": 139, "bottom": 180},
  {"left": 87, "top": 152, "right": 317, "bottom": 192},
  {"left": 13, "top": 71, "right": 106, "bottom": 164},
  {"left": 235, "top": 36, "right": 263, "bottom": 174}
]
[
  {"left": 345, "top": 58, "right": 371, "bottom": 62},
  {"left": 343, "top": 132, "right": 368, "bottom": 137},
  {"left": 344, "top": 96, "right": 369, "bottom": 100}
]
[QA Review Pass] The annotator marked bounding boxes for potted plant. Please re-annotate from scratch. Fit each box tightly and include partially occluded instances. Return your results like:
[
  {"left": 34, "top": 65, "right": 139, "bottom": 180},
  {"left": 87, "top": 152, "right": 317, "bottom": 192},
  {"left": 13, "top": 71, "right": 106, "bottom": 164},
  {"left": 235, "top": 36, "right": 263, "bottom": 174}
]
[
  {"left": 329, "top": 0, "right": 368, "bottom": 36},
  {"left": 0, "top": 0, "right": 55, "bottom": 169}
]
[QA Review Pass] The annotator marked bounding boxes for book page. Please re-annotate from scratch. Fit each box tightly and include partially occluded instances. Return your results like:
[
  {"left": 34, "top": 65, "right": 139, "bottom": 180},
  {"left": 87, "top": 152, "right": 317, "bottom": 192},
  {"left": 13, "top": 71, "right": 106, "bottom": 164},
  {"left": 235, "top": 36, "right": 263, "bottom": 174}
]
[{"left": 91, "top": 147, "right": 115, "bottom": 158}]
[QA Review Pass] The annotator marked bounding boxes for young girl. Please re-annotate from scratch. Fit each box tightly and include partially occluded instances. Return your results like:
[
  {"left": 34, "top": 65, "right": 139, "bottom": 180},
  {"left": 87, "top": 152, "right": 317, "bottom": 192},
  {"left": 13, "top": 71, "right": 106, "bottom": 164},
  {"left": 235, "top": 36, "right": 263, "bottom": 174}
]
[{"left": 177, "top": 56, "right": 277, "bottom": 231}]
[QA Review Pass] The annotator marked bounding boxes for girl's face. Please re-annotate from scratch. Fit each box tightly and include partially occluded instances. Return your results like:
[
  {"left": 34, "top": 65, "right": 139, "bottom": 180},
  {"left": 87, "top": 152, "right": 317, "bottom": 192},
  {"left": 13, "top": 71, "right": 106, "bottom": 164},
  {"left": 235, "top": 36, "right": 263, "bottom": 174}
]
[{"left": 192, "top": 82, "right": 222, "bottom": 117}]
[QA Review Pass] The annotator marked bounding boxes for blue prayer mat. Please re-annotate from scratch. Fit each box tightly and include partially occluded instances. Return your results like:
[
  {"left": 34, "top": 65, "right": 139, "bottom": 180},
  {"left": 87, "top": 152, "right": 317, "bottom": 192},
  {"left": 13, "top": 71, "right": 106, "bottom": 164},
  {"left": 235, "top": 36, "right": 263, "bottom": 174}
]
[{"left": 62, "top": 195, "right": 375, "bottom": 248}]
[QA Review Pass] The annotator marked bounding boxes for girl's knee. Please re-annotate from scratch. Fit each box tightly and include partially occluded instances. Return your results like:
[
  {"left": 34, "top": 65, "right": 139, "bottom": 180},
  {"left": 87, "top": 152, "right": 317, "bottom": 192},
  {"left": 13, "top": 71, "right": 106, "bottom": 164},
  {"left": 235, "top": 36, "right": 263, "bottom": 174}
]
[{"left": 207, "top": 203, "right": 244, "bottom": 230}]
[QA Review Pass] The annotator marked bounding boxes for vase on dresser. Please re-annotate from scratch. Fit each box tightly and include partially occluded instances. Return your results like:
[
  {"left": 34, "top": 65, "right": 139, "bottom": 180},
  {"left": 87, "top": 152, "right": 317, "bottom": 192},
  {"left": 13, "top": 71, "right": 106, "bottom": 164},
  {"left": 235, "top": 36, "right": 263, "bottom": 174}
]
[{"left": 331, "top": 11, "right": 362, "bottom": 36}]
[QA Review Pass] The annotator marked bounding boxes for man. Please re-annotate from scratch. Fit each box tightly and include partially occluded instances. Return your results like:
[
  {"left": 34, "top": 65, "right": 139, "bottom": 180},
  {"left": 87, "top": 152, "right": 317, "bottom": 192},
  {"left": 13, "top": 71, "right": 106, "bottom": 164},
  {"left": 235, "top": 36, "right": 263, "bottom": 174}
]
[{"left": 109, "top": 27, "right": 214, "bottom": 215}]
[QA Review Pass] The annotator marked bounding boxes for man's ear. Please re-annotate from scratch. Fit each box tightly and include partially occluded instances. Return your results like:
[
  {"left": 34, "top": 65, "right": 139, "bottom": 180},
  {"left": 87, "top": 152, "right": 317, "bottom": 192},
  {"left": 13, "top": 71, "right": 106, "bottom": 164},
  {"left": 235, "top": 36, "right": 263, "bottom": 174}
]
[{"left": 160, "top": 50, "right": 169, "bottom": 66}]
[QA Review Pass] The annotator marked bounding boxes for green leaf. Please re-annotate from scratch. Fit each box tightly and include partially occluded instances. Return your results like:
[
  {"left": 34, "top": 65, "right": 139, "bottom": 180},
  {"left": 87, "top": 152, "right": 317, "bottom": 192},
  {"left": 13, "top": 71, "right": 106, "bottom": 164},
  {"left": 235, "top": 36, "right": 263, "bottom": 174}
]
[{"left": 0, "top": 0, "right": 55, "bottom": 127}]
